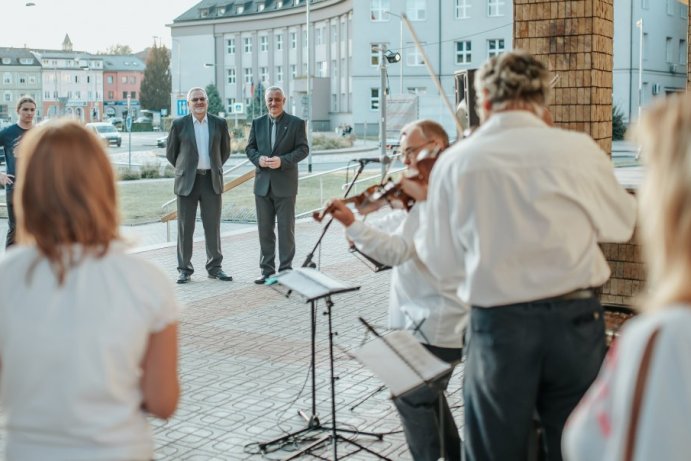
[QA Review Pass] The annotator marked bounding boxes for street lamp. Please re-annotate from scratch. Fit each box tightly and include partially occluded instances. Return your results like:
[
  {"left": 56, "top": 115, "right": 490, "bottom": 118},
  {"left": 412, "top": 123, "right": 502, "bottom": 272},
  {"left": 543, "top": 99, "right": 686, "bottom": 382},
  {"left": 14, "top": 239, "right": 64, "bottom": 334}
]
[
  {"left": 376, "top": 45, "right": 401, "bottom": 177},
  {"left": 385, "top": 10, "right": 405, "bottom": 94},
  {"left": 636, "top": 18, "right": 643, "bottom": 121}
]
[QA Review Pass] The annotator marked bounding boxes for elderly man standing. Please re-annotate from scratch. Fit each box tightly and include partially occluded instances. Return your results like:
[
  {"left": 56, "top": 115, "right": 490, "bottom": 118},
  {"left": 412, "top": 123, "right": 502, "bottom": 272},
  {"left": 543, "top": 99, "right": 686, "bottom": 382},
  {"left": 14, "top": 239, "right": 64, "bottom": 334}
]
[
  {"left": 166, "top": 87, "right": 232, "bottom": 284},
  {"left": 416, "top": 50, "right": 637, "bottom": 461},
  {"left": 246, "top": 86, "right": 308, "bottom": 284}
]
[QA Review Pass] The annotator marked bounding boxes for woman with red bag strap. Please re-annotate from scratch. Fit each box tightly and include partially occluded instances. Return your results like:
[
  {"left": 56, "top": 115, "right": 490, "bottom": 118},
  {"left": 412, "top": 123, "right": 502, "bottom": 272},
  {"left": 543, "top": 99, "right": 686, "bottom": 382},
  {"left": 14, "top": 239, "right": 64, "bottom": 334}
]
[{"left": 562, "top": 93, "right": 691, "bottom": 461}]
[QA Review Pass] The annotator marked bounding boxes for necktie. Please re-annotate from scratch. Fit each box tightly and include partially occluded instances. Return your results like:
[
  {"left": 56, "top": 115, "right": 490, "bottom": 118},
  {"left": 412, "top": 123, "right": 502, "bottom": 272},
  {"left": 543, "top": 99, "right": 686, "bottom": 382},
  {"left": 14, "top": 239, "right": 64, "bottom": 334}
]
[{"left": 271, "top": 120, "right": 277, "bottom": 151}]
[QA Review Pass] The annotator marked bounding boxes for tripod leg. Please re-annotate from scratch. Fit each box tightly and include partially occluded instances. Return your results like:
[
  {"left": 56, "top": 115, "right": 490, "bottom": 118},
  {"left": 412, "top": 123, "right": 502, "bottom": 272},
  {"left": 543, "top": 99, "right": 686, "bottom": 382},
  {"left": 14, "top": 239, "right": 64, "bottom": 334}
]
[
  {"left": 334, "top": 434, "right": 393, "bottom": 460},
  {"left": 349, "top": 384, "right": 387, "bottom": 411}
]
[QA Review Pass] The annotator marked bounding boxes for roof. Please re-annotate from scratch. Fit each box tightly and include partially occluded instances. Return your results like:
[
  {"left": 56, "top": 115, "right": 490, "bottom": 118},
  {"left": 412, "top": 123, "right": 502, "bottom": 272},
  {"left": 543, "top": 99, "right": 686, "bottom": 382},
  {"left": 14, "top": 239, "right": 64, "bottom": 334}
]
[
  {"left": 0, "top": 47, "right": 41, "bottom": 67},
  {"left": 102, "top": 55, "right": 145, "bottom": 71},
  {"left": 173, "top": 0, "right": 329, "bottom": 23}
]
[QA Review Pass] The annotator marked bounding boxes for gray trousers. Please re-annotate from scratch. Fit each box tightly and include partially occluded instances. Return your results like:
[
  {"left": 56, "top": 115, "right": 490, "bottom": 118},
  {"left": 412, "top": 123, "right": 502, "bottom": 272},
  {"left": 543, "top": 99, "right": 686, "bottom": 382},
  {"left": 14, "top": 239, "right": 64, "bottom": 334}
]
[
  {"left": 464, "top": 297, "right": 606, "bottom": 461},
  {"left": 176, "top": 173, "right": 223, "bottom": 275},
  {"left": 394, "top": 344, "right": 463, "bottom": 461},
  {"left": 255, "top": 189, "right": 296, "bottom": 276}
]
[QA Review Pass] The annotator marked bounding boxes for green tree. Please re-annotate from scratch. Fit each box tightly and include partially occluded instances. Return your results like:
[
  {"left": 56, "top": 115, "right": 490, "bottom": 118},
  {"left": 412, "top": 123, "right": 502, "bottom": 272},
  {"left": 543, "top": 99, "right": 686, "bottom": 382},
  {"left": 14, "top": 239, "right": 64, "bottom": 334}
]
[
  {"left": 612, "top": 104, "right": 627, "bottom": 141},
  {"left": 205, "top": 84, "right": 224, "bottom": 115},
  {"left": 98, "top": 44, "right": 133, "bottom": 55},
  {"left": 140, "top": 44, "right": 171, "bottom": 113}
]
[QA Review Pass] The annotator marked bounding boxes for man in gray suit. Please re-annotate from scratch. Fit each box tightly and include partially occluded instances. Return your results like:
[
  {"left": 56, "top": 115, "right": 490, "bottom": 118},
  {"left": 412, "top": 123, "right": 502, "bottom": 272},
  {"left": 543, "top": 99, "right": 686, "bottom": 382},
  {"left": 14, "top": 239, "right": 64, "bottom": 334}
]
[
  {"left": 166, "top": 87, "right": 232, "bottom": 284},
  {"left": 246, "top": 86, "right": 309, "bottom": 284}
]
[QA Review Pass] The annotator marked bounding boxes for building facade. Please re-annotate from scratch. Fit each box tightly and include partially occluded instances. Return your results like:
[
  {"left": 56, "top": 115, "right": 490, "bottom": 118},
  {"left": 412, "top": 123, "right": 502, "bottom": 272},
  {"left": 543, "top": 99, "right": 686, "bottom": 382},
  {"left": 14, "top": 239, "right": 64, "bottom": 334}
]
[
  {"left": 614, "top": 0, "right": 689, "bottom": 122},
  {"left": 0, "top": 48, "right": 42, "bottom": 122},
  {"left": 103, "top": 55, "right": 146, "bottom": 119}
]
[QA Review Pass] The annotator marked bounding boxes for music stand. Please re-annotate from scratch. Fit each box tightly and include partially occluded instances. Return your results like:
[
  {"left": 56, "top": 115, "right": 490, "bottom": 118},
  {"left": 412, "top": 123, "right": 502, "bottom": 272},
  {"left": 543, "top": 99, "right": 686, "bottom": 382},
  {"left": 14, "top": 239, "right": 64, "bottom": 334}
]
[{"left": 258, "top": 268, "right": 391, "bottom": 461}]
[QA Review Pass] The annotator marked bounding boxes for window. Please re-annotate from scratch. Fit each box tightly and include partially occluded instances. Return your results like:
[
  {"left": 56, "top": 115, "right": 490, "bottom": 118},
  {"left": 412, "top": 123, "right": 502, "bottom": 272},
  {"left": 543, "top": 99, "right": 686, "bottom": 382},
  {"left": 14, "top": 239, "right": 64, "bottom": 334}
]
[
  {"left": 488, "top": 39, "right": 505, "bottom": 57},
  {"left": 226, "top": 97, "right": 236, "bottom": 112},
  {"left": 121, "top": 76, "right": 127, "bottom": 83},
  {"left": 131, "top": 91, "right": 136, "bottom": 99},
  {"left": 370, "top": 88, "right": 379, "bottom": 110},
  {"left": 276, "top": 34, "right": 283, "bottom": 51},
  {"left": 291, "top": 32, "right": 297, "bottom": 49},
  {"left": 666, "top": 37, "right": 674, "bottom": 63},
  {"left": 129, "top": 76, "right": 136, "bottom": 84},
  {"left": 4, "top": 92, "right": 11, "bottom": 102},
  {"left": 53, "top": 91, "right": 58, "bottom": 98},
  {"left": 291, "top": 64, "right": 297, "bottom": 78},
  {"left": 19, "top": 57, "right": 33, "bottom": 65},
  {"left": 317, "top": 61, "right": 327, "bottom": 78},
  {"left": 331, "top": 24, "right": 338, "bottom": 43},
  {"left": 643, "top": 33, "right": 649, "bottom": 60},
  {"left": 455, "top": 0, "right": 471, "bottom": 18},
  {"left": 258, "top": 2, "right": 265, "bottom": 12},
  {"left": 276, "top": 66, "right": 283, "bottom": 81},
  {"left": 218, "top": 6, "right": 226, "bottom": 15},
  {"left": 2, "top": 73, "right": 10, "bottom": 84},
  {"left": 407, "top": 0, "right": 426, "bottom": 20},
  {"left": 455, "top": 41, "right": 471, "bottom": 64},
  {"left": 18, "top": 76, "right": 26, "bottom": 85},
  {"left": 44, "top": 90, "right": 50, "bottom": 98},
  {"left": 28, "top": 75, "right": 36, "bottom": 84},
  {"left": 227, "top": 68, "right": 236, "bottom": 84},
  {"left": 107, "top": 75, "right": 113, "bottom": 84},
  {"left": 76, "top": 91, "right": 81, "bottom": 100},
  {"left": 244, "top": 37, "right": 252, "bottom": 53},
  {"left": 370, "top": 0, "right": 390, "bottom": 21},
  {"left": 331, "top": 59, "right": 337, "bottom": 78},
  {"left": 236, "top": 5, "right": 244, "bottom": 14},
  {"left": 122, "top": 91, "right": 128, "bottom": 99},
  {"left": 200, "top": 8, "right": 209, "bottom": 17},
  {"left": 108, "top": 91, "right": 114, "bottom": 99},
  {"left": 303, "top": 30, "right": 308, "bottom": 50},
  {"left": 641, "top": 0, "right": 649, "bottom": 9},
  {"left": 316, "top": 27, "right": 324, "bottom": 45},
  {"left": 2, "top": 58, "right": 11, "bottom": 65},
  {"left": 407, "top": 45, "right": 425, "bottom": 66},
  {"left": 487, "top": 0, "right": 504, "bottom": 17},
  {"left": 407, "top": 87, "right": 427, "bottom": 95},
  {"left": 260, "top": 36, "right": 268, "bottom": 52},
  {"left": 260, "top": 66, "right": 269, "bottom": 82},
  {"left": 680, "top": 39, "right": 687, "bottom": 64},
  {"left": 666, "top": 0, "right": 676, "bottom": 15},
  {"left": 244, "top": 67, "right": 253, "bottom": 84},
  {"left": 371, "top": 44, "right": 381, "bottom": 66},
  {"left": 227, "top": 38, "right": 236, "bottom": 54}
]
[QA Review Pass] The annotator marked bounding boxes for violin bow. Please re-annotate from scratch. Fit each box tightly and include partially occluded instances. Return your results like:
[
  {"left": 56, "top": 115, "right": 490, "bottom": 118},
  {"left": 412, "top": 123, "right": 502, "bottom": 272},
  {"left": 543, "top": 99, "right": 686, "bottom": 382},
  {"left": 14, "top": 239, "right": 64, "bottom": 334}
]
[{"left": 401, "top": 13, "right": 464, "bottom": 135}]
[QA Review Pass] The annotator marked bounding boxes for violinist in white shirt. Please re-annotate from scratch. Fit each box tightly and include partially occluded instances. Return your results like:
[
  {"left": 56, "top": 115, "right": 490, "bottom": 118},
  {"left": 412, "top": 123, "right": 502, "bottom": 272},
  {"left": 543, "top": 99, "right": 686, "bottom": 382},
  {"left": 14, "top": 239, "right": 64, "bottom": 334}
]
[
  {"left": 327, "top": 120, "right": 468, "bottom": 461},
  {"left": 415, "top": 50, "right": 637, "bottom": 461}
]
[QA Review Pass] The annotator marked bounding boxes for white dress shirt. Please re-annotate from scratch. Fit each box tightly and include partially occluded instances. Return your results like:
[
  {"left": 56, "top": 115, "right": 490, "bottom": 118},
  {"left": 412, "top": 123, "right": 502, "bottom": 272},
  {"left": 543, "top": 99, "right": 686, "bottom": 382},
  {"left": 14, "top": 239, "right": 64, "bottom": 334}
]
[
  {"left": 416, "top": 111, "right": 637, "bottom": 307},
  {"left": 346, "top": 204, "right": 468, "bottom": 348},
  {"left": 193, "top": 114, "right": 211, "bottom": 169},
  {"left": 563, "top": 305, "right": 691, "bottom": 461}
]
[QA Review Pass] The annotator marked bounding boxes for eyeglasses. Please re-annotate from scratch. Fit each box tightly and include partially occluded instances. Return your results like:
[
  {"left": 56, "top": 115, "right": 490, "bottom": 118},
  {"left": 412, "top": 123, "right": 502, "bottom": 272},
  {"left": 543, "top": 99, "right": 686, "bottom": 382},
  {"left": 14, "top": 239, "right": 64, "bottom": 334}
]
[
  {"left": 190, "top": 97, "right": 206, "bottom": 102},
  {"left": 401, "top": 140, "right": 434, "bottom": 159}
]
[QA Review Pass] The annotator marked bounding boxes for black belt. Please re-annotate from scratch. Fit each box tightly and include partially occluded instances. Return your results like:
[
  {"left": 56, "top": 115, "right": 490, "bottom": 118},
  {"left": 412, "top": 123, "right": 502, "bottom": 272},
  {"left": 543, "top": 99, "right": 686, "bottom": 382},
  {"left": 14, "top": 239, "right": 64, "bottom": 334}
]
[
  {"left": 539, "top": 288, "right": 595, "bottom": 303},
  {"left": 196, "top": 169, "right": 211, "bottom": 175}
]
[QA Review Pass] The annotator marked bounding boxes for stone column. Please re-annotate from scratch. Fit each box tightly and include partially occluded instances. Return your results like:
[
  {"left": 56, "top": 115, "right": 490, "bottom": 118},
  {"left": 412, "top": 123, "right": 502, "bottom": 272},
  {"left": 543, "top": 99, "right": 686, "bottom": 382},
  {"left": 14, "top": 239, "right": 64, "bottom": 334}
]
[{"left": 514, "top": 0, "right": 614, "bottom": 155}]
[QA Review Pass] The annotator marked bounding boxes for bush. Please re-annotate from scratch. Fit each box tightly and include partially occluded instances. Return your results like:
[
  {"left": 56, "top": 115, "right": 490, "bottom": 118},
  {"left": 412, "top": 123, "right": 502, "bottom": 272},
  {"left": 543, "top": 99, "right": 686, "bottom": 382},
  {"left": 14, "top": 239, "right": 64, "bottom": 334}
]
[
  {"left": 162, "top": 164, "right": 175, "bottom": 178},
  {"left": 131, "top": 121, "right": 153, "bottom": 132},
  {"left": 311, "top": 133, "right": 354, "bottom": 150},
  {"left": 140, "top": 162, "right": 161, "bottom": 179},
  {"left": 612, "top": 104, "right": 627, "bottom": 141},
  {"left": 119, "top": 168, "right": 141, "bottom": 181}
]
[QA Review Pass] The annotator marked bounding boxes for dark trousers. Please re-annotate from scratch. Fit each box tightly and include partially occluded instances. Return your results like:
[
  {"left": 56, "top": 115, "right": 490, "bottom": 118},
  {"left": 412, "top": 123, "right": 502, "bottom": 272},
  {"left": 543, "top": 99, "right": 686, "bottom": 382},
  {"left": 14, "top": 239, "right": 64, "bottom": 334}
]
[
  {"left": 176, "top": 173, "right": 223, "bottom": 275},
  {"left": 5, "top": 200, "right": 15, "bottom": 248},
  {"left": 255, "top": 190, "right": 296, "bottom": 276},
  {"left": 464, "top": 297, "right": 606, "bottom": 461},
  {"left": 394, "top": 344, "right": 463, "bottom": 461}
]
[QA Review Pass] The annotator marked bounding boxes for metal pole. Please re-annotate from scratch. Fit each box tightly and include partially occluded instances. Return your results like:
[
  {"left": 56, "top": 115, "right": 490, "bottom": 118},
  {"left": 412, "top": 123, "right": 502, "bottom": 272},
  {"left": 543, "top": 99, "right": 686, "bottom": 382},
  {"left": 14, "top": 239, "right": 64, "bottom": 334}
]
[
  {"left": 400, "top": 20, "right": 403, "bottom": 94},
  {"left": 637, "top": 18, "right": 643, "bottom": 120},
  {"left": 127, "top": 97, "right": 132, "bottom": 168},
  {"left": 306, "top": 0, "right": 313, "bottom": 173},
  {"left": 379, "top": 48, "right": 387, "bottom": 178}
]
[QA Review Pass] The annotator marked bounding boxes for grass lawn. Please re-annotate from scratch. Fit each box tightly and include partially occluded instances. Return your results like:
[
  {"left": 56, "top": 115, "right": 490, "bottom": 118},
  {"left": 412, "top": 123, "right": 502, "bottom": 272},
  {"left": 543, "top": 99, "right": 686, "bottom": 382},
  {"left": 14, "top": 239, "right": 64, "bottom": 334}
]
[{"left": 117, "top": 170, "right": 386, "bottom": 225}]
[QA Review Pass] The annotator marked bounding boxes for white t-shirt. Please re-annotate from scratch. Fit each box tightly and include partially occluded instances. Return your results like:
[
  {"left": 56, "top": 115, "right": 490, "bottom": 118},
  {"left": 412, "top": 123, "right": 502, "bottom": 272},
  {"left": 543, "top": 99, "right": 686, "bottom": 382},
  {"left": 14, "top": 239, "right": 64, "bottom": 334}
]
[
  {"left": 0, "top": 242, "right": 179, "bottom": 461},
  {"left": 562, "top": 305, "right": 691, "bottom": 461}
]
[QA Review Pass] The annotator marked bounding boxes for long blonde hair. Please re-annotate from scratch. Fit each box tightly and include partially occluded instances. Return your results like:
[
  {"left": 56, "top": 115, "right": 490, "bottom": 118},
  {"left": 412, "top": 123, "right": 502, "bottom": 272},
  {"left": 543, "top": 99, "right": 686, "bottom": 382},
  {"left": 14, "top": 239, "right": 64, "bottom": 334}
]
[
  {"left": 15, "top": 120, "right": 120, "bottom": 284},
  {"left": 634, "top": 93, "right": 691, "bottom": 310}
]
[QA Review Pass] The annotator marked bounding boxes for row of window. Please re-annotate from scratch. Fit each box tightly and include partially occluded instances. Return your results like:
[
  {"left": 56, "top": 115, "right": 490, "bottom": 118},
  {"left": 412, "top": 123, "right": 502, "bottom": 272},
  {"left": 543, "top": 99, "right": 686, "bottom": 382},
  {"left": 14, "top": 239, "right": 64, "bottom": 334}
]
[
  {"left": 41, "top": 90, "right": 134, "bottom": 101},
  {"left": 226, "top": 26, "right": 343, "bottom": 55},
  {"left": 1, "top": 57, "right": 34, "bottom": 65},
  {"left": 660, "top": 0, "right": 689, "bottom": 17},
  {"left": 44, "top": 74, "right": 137, "bottom": 84},
  {"left": 40, "top": 59, "right": 103, "bottom": 69},
  {"left": 368, "top": 38, "right": 505, "bottom": 67},
  {"left": 226, "top": 60, "right": 341, "bottom": 85},
  {"left": 3, "top": 91, "right": 38, "bottom": 103},
  {"left": 2, "top": 73, "right": 38, "bottom": 85},
  {"left": 370, "top": 0, "right": 506, "bottom": 21}
]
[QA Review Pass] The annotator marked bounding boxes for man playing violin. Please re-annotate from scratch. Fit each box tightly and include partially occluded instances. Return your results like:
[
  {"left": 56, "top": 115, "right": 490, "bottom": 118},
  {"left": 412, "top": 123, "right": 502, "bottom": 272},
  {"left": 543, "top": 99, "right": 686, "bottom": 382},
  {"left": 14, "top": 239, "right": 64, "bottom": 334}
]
[
  {"left": 415, "top": 50, "right": 637, "bottom": 461},
  {"left": 327, "top": 120, "right": 467, "bottom": 461}
]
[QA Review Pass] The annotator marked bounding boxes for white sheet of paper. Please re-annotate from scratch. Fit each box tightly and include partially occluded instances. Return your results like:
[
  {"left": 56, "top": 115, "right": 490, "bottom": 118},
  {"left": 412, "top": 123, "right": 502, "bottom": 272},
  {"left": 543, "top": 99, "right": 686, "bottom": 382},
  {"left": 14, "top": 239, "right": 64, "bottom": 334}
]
[{"left": 353, "top": 330, "right": 452, "bottom": 397}]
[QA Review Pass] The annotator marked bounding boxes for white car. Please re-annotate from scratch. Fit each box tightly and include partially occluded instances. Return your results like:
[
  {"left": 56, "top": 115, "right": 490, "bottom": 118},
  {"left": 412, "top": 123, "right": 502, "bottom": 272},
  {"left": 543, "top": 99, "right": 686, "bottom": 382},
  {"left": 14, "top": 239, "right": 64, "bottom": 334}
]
[{"left": 86, "top": 122, "right": 122, "bottom": 147}]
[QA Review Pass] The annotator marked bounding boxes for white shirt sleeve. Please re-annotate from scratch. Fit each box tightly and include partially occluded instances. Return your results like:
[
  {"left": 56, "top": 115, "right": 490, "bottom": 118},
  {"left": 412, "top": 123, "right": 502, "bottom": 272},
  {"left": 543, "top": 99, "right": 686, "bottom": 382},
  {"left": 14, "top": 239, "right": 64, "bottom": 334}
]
[{"left": 345, "top": 212, "right": 414, "bottom": 267}]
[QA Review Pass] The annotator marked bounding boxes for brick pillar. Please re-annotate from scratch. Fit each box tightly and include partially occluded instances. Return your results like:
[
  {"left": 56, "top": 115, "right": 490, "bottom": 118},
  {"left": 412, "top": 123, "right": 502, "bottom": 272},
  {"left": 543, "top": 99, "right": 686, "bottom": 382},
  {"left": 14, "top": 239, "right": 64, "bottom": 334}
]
[{"left": 514, "top": 0, "right": 614, "bottom": 155}]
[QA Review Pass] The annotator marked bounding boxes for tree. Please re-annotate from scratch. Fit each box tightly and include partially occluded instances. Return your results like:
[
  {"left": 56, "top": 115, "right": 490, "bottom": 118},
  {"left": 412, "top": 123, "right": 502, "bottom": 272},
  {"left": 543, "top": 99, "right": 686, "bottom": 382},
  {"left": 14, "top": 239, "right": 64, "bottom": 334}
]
[
  {"left": 205, "top": 84, "right": 224, "bottom": 115},
  {"left": 245, "top": 81, "right": 266, "bottom": 120},
  {"left": 98, "top": 44, "right": 133, "bottom": 55},
  {"left": 612, "top": 104, "right": 627, "bottom": 141},
  {"left": 140, "top": 44, "right": 171, "bottom": 113}
]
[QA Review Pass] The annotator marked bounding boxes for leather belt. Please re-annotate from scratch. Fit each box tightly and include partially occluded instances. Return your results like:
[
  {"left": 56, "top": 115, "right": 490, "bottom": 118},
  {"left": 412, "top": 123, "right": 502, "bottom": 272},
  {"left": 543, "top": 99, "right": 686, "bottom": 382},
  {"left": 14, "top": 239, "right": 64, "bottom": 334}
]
[
  {"left": 196, "top": 169, "right": 211, "bottom": 175},
  {"left": 539, "top": 288, "right": 595, "bottom": 303}
]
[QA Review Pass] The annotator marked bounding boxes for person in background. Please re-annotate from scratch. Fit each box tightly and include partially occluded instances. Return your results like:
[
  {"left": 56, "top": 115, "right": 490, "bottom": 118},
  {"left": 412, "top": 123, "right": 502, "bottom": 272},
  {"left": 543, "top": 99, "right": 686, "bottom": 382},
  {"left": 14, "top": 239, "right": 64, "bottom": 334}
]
[
  {"left": 415, "top": 50, "right": 637, "bottom": 461},
  {"left": 0, "top": 120, "right": 180, "bottom": 461},
  {"left": 246, "top": 86, "right": 308, "bottom": 284},
  {"left": 328, "top": 120, "right": 467, "bottom": 461},
  {"left": 0, "top": 96, "right": 36, "bottom": 248},
  {"left": 563, "top": 93, "right": 691, "bottom": 461}
]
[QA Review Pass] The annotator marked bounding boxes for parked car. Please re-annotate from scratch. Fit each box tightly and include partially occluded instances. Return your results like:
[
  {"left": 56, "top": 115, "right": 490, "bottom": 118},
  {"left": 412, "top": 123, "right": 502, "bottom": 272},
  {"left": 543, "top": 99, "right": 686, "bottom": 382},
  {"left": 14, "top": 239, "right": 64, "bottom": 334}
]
[
  {"left": 86, "top": 122, "right": 122, "bottom": 147},
  {"left": 106, "top": 117, "right": 124, "bottom": 130},
  {"left": 157, "top": 136, "right": 167, "bottom": 148}
]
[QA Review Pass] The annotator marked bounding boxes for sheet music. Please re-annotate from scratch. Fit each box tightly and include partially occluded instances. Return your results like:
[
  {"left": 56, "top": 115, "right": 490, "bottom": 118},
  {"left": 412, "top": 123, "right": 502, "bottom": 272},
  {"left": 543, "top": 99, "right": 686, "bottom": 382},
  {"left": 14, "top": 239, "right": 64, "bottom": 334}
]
[
  {"left": 353, "top": 330, "right": 452, "bottom": 397},
  {"left": 276, "top": 268, "right": 358, "bottom": 301}
]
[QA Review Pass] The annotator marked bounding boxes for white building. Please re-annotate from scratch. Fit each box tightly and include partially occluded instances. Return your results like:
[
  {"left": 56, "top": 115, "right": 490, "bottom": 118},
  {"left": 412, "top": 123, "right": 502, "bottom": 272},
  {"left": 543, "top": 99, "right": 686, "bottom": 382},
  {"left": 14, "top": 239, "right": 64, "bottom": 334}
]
[{"left": 0, "top": 47, "right": 42, "bottom": 122}]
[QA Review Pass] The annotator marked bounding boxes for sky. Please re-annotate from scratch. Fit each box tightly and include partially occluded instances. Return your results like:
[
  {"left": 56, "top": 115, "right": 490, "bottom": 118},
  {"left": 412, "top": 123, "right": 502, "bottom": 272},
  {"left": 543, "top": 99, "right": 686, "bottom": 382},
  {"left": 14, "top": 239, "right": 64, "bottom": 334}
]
[{"left": 0, "top": 0, "right": 198, "bottom": 54}]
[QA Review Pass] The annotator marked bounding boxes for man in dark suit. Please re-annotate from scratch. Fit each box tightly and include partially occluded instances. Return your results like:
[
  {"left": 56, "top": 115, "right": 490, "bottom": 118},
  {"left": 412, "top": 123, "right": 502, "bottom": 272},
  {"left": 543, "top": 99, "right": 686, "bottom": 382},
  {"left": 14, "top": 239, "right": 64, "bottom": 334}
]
[
  {"left": 246, "top": 86, "right": 309, "bottom": 284},
  {"left": 166, "top": 87, "right": 232, "bottom": 284}
]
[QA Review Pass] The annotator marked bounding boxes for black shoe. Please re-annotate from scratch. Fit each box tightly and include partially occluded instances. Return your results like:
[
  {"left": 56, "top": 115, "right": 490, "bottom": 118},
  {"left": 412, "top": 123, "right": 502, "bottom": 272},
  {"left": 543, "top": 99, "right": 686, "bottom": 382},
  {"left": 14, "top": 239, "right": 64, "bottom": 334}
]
[
  {"left": 254, "top": 273, "right": 275, "bottom": 285},
  {"left": 208, "top": 270, "right": 233, "bottom": 281},
  {"left": 177, "top": 273, "right": 191, "bottom": 284}
]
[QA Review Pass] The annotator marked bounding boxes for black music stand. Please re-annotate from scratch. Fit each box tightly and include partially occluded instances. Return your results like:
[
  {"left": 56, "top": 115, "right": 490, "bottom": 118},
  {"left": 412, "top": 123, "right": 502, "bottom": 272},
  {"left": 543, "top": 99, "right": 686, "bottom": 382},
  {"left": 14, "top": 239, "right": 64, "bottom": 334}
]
[{"left": 258, "top": 268, "right": 390, "bottom": 461}]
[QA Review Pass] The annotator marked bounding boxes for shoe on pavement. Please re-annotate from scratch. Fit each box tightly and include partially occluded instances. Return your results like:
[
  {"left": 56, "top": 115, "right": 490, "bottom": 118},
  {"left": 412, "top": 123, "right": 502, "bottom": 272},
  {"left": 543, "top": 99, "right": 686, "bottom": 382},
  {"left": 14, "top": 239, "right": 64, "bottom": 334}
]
[
  {"left": 208, "top": 270, "right": 233, "bottom": 281},
  {"left": 177, "top": 273, "right": 191, "bottom": 284},
  {"left": 254, "top": 273, "right": 275, "bottom": 285}
]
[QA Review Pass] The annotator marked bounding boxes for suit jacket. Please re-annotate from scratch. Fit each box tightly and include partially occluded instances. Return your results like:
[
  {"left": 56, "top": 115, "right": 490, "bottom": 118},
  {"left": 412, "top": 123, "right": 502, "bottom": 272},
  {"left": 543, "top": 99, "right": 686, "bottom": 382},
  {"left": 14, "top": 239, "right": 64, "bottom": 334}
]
[
  {"left": 245, "top": 112, "right": 309, "bottom": 197},
  {"left": 166, "top": 113, "right": 231, "bottom": 196}
]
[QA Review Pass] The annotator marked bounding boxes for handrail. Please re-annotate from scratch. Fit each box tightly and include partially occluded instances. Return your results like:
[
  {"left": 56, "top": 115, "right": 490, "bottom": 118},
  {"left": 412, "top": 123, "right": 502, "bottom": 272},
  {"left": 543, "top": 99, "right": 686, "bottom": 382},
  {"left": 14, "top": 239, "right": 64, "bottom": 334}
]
[{"left": 297, "top": 163, "right": 359, "bottom": 182}]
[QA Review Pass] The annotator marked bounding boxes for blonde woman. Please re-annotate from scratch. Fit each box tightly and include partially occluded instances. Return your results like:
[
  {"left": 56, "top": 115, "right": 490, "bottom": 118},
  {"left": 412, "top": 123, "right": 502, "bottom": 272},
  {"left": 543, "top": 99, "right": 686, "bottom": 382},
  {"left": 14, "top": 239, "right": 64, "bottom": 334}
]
[
  {"left": 563, "top": 93, "right": 691, "bottom": 460},
  {"left": 0, "top": 120, "right": 180, "bottom": 460}
]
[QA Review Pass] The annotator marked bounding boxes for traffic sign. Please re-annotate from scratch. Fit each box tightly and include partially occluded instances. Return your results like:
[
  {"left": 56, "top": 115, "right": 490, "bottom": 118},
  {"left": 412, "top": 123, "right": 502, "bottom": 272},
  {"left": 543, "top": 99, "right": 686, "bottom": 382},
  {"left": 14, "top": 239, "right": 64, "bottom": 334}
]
[
  {"left": 177, "top": 99, "right": 188, "bottom": 116},
  {"left": 233, "top": 102, "right": 244, "bottom": 114},
  {"left": 125, "top": 116, "right": 132, "bottom": 132}
]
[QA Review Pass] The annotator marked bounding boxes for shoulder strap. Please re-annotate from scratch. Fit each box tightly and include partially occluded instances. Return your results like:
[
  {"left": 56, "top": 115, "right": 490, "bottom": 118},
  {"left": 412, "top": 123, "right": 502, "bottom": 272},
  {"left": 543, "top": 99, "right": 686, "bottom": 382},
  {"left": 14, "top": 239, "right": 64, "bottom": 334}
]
[{"left": 623, "top": 327, "right": 661, "bottom": 461}]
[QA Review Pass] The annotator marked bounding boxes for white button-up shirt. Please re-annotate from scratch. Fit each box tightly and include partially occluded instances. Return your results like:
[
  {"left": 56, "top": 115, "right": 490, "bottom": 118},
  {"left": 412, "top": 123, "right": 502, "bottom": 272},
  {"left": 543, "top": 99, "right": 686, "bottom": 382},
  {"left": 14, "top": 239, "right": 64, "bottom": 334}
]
[
  {"left": 347, "top": 205, "right": 468, "bottom": 348},
  {"left": 193, "top": 114, "right": 211, "bottom": 169},
  {"left": 416, "top": 111, "right": 637, "bottom": 307}
]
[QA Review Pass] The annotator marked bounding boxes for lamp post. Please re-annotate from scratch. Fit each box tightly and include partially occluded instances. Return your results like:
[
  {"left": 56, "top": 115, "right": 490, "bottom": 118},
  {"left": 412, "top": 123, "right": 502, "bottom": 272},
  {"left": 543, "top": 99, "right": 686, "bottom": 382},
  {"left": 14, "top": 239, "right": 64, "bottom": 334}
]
[
  {"left": 385, "top": 10, "right": 405, "bottom": 94},
  {"left": 636, "top": 18, "right": 643, "bottom": 121},
  {"left": 377, "top": 46, "right": 401, "bottom": 178},
  {"left": 305, "top": 0, "right": 313, "bottom": 172}
]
